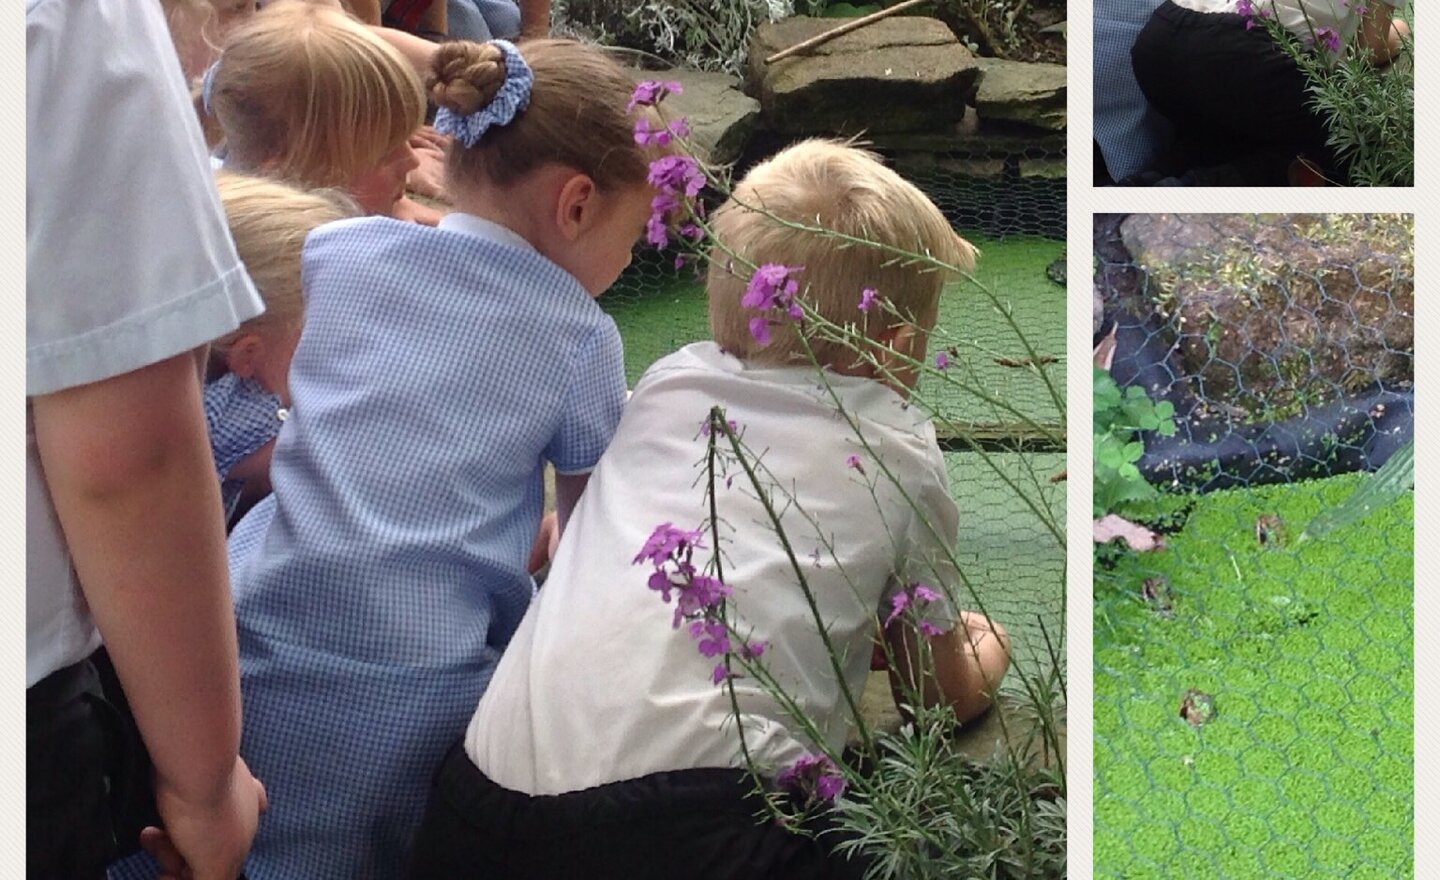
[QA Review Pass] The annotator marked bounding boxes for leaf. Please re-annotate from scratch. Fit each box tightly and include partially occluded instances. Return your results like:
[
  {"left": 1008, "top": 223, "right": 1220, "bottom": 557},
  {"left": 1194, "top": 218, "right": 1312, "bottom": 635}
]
[
  {"left": 1300, "top": 438, "right": 1413, "bottom": 541},
  {"left": 1094, "top": 514, "right": 1165, "bottom": 551}
]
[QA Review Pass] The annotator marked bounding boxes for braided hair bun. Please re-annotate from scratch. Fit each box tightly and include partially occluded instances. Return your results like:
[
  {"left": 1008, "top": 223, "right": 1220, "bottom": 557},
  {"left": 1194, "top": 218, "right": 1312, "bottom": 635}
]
[{"left": 427, "top": 41, "right": 508, "bottom": 116}]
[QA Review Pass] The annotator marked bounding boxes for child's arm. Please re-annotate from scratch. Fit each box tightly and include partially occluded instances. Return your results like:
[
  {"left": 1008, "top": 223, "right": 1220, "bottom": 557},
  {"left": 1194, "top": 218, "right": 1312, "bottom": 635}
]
[
  {"left": 519, "top": 0, "right": 551, "bottom": 37},
  {"left": 32, "top": 351, "right": 266, "bottom": 880},
  {"left": 884, "top": 610, "right": 1011, "bottom": 724},
  {"left": 1358, "top": 2, "right": 1404, "bottom": 64},
  {"left": 554, "top": 472, "right": 590, "bottom": 537},
  {"left": 370, "top": 23, "right": 441, "bottom": 72}
]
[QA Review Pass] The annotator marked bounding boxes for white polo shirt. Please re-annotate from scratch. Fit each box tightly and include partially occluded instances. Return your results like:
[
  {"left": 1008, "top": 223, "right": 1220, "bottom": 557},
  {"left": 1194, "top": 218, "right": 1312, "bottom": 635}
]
[
  {"left": 1172, "top": 0, "right": 1365, "bottom": 43},
  {"left": 467, "top": 342, "right": 960, "bottom": 794},
  {"left": 26, "top": 0, "right": 262, "bottom": 687}
]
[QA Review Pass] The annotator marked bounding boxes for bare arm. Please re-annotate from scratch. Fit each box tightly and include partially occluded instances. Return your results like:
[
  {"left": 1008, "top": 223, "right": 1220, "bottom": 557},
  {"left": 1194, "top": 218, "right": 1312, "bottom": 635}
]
[
  {"left": 346, "top": 0, "right": 383, "bottom": 26},
  {"left": 1357, "top": 1, "right": 1404, "bottom": 64},
  {"left": 553, "top": 472, "right": 590, "bottom": 537},
  {"left": 372, "top": 24, "right": 441, "bottom": 73},
  {"left": 884, "top": 611, "right": 1010, "bottom": 724},
  {"left": 32, "top": 351, "right": 264, "bottom": 880},
  {"left": 518, "top": 0, "right": 551, "bottom": 37}
]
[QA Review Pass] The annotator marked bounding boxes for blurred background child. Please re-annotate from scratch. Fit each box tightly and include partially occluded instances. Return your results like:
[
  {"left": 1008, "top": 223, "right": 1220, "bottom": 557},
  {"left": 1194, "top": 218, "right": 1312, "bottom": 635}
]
[
  {"left": 215, "top": 36, "right": 663, "bottom": 877},
  {"left": 204, "top": 0, "right": 442, "bottom": 223}
]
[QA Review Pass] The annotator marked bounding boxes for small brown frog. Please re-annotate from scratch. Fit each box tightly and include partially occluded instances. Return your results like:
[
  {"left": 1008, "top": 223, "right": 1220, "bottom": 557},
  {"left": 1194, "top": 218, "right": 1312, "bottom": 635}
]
[
  {"left": 1179, "top": 689, "right": 1217, "bottom": 727},
  {"left": 1141, "top": 576, "right": 1174, "bottom": 617},
  {"left": 1255, "top": 514, "right": 1286, "bottom": 548}
]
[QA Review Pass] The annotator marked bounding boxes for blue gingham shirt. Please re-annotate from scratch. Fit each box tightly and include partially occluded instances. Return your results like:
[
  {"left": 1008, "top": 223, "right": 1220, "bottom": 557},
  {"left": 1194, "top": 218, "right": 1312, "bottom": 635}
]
[
  {"left": 203, "top": 372, "right": 284, "bottom": 520},
  {"left": 1094, "top": 0, "right": 1175, "bottom": 181},
  {"left": 223, "top": 213, "right": 626, "bottom": 878}
]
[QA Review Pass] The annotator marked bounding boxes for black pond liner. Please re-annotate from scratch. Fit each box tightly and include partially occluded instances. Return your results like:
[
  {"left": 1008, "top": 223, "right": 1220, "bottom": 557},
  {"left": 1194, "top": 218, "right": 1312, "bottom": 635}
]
[{"left": 1095, "top": 214, "right": 1414, "bottom": 493}]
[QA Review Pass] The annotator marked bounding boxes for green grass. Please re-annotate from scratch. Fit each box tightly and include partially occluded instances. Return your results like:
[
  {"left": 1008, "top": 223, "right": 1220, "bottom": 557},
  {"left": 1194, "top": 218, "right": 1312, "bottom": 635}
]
[{"left": 1094, "top": 476, "right": 1413, "bottom": 879}]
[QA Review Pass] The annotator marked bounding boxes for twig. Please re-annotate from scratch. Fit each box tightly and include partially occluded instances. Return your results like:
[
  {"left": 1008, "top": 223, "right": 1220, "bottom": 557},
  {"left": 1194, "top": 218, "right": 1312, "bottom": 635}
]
[{"left": 765, "top": 0, "right": 929, "bottom": 64}]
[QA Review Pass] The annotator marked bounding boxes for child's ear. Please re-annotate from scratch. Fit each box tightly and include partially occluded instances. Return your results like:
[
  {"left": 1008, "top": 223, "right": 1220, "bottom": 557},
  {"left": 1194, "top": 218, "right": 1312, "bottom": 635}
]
[
  {"left": 225, "top": 333, "right": 266, "bottom": 380},
  {"left": 553, "top": 173, "right": 599, "bottom": 241},
  {"left": 872, "top": 323, "right": 926, "bottom": 394}
]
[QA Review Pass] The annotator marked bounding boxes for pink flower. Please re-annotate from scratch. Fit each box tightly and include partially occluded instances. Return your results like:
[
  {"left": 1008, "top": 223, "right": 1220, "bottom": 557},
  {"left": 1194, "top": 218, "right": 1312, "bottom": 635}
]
[
  {"left": 749, "top": 316, "right": 772, "bottom": 346},
  {"left": 634, "top": 523, "right": 705, "bottom": 566},
  {"left": 1315, "top": 26, "right": 1342, "bottom": 53},
  {"left": 858, "top": 287, "right": 878, "bottom": 312},
  {"left": 846, "top": 454, "right": 864, "bottom": 473},
  {"left": 741, "top": 264, "right": 802, "bottom": 311},
  {"left": 776, "top": 753, "right": 847, "bottom": 803},
  {"left": 628, "top": 80, "right": 683, "bottom": 113},
  {"left": 935, "top": 351, "right": 950, "bottom": 370}
]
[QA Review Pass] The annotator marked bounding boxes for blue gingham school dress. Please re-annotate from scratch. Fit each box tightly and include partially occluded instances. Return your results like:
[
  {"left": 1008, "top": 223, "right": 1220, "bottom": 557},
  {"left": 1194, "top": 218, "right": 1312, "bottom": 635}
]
[
  {"left": 202, "top": 372, "right": 285, "bottom": 522},
  {"left": 202, "top": 215, "right": 623, "bottom": 879}
]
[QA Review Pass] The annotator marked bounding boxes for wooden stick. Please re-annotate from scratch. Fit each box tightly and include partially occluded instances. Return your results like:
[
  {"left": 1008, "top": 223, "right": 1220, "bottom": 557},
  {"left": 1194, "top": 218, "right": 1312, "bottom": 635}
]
[{"left": 764, "top": 0, "right": 930, "bottom": 64}]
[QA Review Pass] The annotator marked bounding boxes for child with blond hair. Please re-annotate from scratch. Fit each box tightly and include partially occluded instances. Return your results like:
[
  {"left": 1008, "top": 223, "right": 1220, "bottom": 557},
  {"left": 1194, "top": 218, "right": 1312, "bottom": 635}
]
[
  {"left": 410, "top": 139, "right": 1012, "bottom": 878},
  {"left": 203, "top": 0, "right": 441, "bottom": 223},
  {"left": 212, "top": 36, "right": 665, "bottom": 877},
  {"left": 204, "top": 174, "right": 360, "bottom": 521}
]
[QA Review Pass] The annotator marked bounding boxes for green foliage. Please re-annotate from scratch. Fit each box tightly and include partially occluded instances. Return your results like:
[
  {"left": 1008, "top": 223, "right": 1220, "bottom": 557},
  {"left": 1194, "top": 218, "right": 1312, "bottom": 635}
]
[
  {"left": 1093, "top": 368, "right": 1175, "bottom": 517},
  {"left": 1252, "top": 4, "right": 1413, "bottom": 186},
  {"left": 836, "top": 709, "right": 1066, "bottom": 879},
  {"left": 1094, "top": 475, "right": 1413, "bottom": 877}
]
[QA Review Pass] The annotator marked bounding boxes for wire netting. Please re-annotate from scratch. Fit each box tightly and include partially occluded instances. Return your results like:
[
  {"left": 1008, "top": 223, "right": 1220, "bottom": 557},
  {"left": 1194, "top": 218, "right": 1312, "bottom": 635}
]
[
  {"left": 601, "top": 152, "right": 1066, "bottom": 689},
  {"left": 1092, "top": 213, "right": 1414, "bottom": 879}
]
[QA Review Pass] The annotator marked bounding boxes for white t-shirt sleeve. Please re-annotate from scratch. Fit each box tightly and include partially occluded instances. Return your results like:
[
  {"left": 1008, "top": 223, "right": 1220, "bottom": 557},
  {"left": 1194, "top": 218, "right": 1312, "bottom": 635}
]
[{"left": 26, "top": 0, "right": 263, "bottom": 397}]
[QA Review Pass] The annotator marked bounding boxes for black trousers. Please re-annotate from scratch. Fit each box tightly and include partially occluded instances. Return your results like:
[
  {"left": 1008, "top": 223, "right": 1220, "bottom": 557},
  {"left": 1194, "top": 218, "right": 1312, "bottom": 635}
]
[
  {"left": 28, "top": 656, "right": 122, "bottom": 879},
  {"left": 27, "top": 651, "right": 159, "bottom": 880},
  {"left": 409, "top": 742, "right": 871, "bottom": 880},
  {"left": 1131, "top": 1, "right": 1335, "bottom": 184}
]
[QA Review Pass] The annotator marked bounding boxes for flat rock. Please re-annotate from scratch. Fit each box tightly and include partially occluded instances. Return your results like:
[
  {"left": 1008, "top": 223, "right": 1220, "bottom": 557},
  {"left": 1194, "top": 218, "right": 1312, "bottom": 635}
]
[
  {"left": 745, "top": 16, "right": 978, "bottom": 135},
  {"left": 628, "top": 68, "right": 759, "bottom": 166},
  {"left": 973, "top": 59, "right": 1066, "bottom": 132},
  {"left": 1121, "top": 213, "right": 1414, "bottom": 415}
]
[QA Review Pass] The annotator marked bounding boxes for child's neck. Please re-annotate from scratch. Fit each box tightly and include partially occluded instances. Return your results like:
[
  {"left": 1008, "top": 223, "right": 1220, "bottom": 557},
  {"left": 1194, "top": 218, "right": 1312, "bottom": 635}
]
[{"left": 450, "top": 169, "right": 568, "bottom": 257}]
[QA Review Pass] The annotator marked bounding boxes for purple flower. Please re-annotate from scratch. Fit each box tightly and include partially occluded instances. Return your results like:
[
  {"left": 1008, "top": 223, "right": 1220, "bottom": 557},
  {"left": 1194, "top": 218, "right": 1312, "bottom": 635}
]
[
  {"left": 1315, "top": 26, "right": 1342, "bottom": 53},
  {"left": 633, "top": 116, "right": 691, "bottom": 147},
  {"left": 1235, "top": 0, "right": 1252, "bottom": 15},
  {"left": 700, "top": 417, "right": 739, "bottom": 437},
  {"left": 711, "top": 663, "right": 729, "bottom": 685},
  {"left": 742, "top": 640, "right": 767, "bottom": 659},
  {"left": 648, "top": 155, "right": 705, "bottom": 198},
  {"left": 679, "top": 223, "right": 704, "bottom": 241},
  {"left": 918, "top": 620, "right": 944, "bottom": 637},
  {"left": 741, "top": 264, "right": 803, "bottom": 311},
  {"left": 858, "top": 287, "right": 878, "bottom": 312},
  {"left": 673, "top": 574, "right": 732, "bottom": 626},
  {"left": 776, "top": 753, "right": 847, "bottom": 803},
  {"left": 845, "top": 454, "right": 864, "bottom": 474},
  {"left": 634, "top": 523, "right": 705, "bottom": 566},
  {"left": 935, "top": 351, "right": 950, "bottom": 370},
  {"left": 912, "top": 583, "right": 941, "bottom": 604},
  {"left": 883, "top": 590, "right": 911, "bottom": 628},
  {"left": 628, "top": 80, "right": 683, "bottom": 113},
  {"left": 749, "top": 316, "right": 772, "bottom": 346},
  {"left": 694, "top": 621, "right": 732, "bottom": 657}
]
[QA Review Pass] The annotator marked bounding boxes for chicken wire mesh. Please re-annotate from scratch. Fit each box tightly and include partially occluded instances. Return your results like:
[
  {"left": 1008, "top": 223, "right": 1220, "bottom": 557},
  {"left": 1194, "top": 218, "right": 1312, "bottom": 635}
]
[
  {"left": 1092, "top": 213, "right": 1414, "bottom": 879},
  {"left": 599, "top": 155, "right": 1066, "bottom": 688}
]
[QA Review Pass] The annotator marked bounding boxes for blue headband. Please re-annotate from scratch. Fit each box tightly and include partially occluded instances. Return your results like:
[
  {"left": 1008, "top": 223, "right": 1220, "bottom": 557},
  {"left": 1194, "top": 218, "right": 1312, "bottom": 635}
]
[
  {"left": 433, "top": 40, "right": 533, "bottom": 148},
  {"left": 200, "top": 60, "right": 221, "bottom": 115}
]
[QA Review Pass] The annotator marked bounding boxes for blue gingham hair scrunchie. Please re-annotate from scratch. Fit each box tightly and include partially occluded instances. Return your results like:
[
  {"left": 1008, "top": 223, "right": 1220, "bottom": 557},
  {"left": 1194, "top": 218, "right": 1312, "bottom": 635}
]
[
  {"left": 433, "top": 40, "right": 533, "bottom": 148},
  {"left": 200, "top": 60, "right": 221, "bottom": 115}
]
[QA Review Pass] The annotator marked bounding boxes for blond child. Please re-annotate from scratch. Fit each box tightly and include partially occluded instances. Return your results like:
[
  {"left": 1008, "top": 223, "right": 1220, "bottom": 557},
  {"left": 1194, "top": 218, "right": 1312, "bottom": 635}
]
[
  {"left": 214, "top": 37, "right": 664, "bottom": 877},
  {"left": 410, "top": 139, "right": 1011, "bottom": 878},
  {"left": 203, "top": 0, "right": 442, "bottom": 223},
  {"left": 204, "top": 174, "right": 360, "bottom": 522}
]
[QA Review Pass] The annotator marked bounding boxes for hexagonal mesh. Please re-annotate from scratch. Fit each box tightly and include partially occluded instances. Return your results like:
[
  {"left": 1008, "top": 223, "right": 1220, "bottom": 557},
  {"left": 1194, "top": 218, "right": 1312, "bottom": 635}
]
[
  {"left": 1093, "top": 213, "right": 1414, "bottom": 879},
  {"left": 600, "top": 159, "right": 1066, "bottom": 688}
]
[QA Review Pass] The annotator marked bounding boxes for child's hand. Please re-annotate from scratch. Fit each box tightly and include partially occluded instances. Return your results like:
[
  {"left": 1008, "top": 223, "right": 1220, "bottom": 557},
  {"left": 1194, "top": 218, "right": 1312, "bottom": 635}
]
[
  {"left": 407, "top": 129, "right": 451, "bottom": 203},
  {"left": 143, "top": 757, "right": 268, "bottom": 880},
  {"left": 393, "top": 196, "right": 445, "bottom": 227}
]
